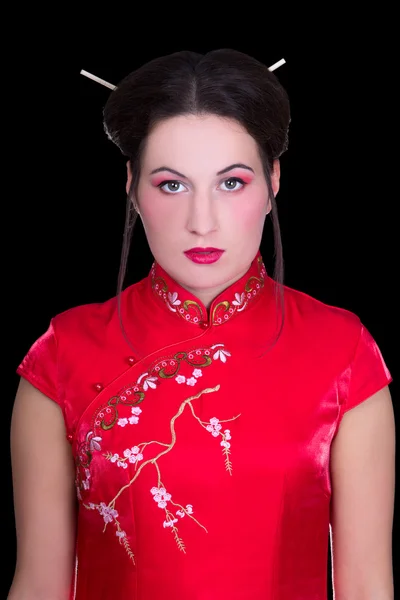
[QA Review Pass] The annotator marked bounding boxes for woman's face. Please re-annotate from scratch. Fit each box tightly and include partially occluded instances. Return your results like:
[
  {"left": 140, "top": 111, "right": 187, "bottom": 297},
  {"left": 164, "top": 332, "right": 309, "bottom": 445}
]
[{"left": 129, "top": 114, "right": 280, "bottom": 307}]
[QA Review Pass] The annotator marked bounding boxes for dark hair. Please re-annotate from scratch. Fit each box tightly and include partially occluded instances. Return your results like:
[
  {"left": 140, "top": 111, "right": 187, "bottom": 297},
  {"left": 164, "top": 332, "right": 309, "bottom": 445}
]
[{"left": 103, "top": 48, "right": 291, "bottom": 353}]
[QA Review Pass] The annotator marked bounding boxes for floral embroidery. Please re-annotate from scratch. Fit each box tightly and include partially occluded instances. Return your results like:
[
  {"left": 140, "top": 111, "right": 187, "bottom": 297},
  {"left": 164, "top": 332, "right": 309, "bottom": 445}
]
[
  {"left": 81, "top": 383, "right": 240, "bottom": 560},
  {"left": 152, "top": 266, "right": 205, "bottom": 324},
  {"left": 76, "top": 342, "right": 237, "bottom": 562},
  {"left": 211, "top": 344, "right": 232, "bottom": 363},
  {"left": 205, "top": 420, "right": 234, "bottom": 474},
  {"left": 105, "top": 446, "right": 144, "bottom": 470},
  {"left": 151, "top": 254, "right": 266, "bottom": 326},
  {"left": 84, "top": 501, "right": 135, "bottom": 564},
  {"left": 76, "top": 346, "right": 220, "bottom": 488},
  {"left": 117, "top": 406, "right": 142, "bottom": 427}
]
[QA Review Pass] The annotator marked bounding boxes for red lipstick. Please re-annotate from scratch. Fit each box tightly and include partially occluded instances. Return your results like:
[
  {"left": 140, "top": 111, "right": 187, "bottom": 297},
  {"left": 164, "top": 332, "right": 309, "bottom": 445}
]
[{"left": 184, "top": 247, "right": 225, "bottom": 265}]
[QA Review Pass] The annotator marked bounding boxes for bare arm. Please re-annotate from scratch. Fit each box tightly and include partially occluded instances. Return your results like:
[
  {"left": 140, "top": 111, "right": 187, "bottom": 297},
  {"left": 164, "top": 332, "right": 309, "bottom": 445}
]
[
  {"left": 330, "top": 386, "right": 395, "bottom": 599},
  {"left": 8, "top": 378, "right": 77, "bottom": 600}
]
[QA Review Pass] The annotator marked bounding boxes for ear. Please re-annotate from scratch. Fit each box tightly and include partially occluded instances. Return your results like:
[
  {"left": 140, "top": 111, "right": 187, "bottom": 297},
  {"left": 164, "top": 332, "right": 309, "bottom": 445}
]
[
  {"left": 126, "top": 160, "right": 133, "bottom": 195},
  {"left": 267, "top": 159, "right": 281, "bottom": 213},
  {"left": 271, "top": 159, "right": 281, "bottom": 197}
]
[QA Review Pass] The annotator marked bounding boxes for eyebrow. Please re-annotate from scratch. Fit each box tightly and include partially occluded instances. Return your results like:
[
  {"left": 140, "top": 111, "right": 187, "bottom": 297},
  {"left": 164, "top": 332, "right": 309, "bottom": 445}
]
[{"left": 150, "top": 163, "right": 255, "bottom": 178}]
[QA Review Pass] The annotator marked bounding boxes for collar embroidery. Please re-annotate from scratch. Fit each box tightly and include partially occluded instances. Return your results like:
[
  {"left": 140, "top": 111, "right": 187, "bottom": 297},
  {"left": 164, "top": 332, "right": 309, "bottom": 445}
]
[{"left": 150, "top": 253, "right": 266, "bottom": 327}]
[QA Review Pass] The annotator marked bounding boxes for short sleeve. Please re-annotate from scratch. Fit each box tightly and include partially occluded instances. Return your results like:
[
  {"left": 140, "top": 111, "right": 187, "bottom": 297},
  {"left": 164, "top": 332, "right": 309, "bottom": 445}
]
[
  {"left": 345, "top": 323, "right": 392, "bottom": 412},
  {"left": 16, "top": 319, "right": 60, "bottom": 405}
]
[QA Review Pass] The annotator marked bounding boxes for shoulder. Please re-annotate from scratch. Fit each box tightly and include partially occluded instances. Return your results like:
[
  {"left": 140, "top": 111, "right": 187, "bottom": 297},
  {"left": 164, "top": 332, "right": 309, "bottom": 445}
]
[
  {"left": 51, "top": 280, "right": 142, "bottom": 343},
  {"left": 280, "top": 281, "right": 363, "bottom": 355}
]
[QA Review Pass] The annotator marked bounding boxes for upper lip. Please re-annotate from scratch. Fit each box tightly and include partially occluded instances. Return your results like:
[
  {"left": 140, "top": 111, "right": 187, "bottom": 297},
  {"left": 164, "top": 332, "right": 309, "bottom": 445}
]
[{"left": 184, "top": 247, "right": 224, "bottom": 253}]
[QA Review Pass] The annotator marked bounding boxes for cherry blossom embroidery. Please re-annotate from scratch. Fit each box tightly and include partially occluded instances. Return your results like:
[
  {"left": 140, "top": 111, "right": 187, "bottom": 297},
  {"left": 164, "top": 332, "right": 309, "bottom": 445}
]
[
  {"left": 205, "top": 419, "right": 234, "bottom": 474},
  {"left": 150, "top": 484, "right": 205, "bottom": 553},
  {"left": 77, "top": 343, "right": 238, "bottom": 561},
  {"left": 104, "top": 385, "right": 239, "bottom": 556},
  {"left": 117, "top": 406, "right": 142, "bottom": 427},
  {"left": 99, "top": 502, "right": 118, "bottom": 524},
  {"left": 82, "top": 468, "right": 91, "bottom": 490},
  {"left": 83, "top": 501, "right": 135, "bottom": 564},
  {"left": 105, "top": 446, "right": 144, "bottom": 471},
  {"left": 176, "top": 504, "right": 193, "bottom": 518},
  {"left": 75, "top": 345, "right": 224, "bottom": 497},
  {"left": 151, "top": 486, "right": 172, "bottom": 509}
]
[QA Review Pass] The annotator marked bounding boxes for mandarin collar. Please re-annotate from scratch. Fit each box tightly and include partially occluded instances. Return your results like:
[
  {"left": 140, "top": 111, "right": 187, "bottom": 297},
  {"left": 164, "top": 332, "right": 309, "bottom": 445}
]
[{"left": 149, "top": 251, "right": 267, "bottom": 329}]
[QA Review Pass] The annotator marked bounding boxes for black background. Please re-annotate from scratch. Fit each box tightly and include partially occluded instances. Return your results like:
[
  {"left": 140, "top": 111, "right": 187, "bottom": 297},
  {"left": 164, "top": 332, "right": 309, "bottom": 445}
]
[{"left": 4, "top": 12, "right": 398, "bottom": 598}]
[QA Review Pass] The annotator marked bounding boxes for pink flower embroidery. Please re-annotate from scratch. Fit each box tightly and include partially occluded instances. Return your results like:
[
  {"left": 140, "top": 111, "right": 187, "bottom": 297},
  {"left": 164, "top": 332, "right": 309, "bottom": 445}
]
[
  {"left": 123, "top": 446, "right": 143, "bottom": 464},
  {"left": 150, "top": 486, "right": 172, "bottom": 509},
  {"left": 98, "top": 502, "right": 118, "bottom": 524},
  {"left": 167, "top": 291, "right": 181, "bottom": 310},
  {"left": 206, "top": 417, "right": 222, "bottom": 437}
]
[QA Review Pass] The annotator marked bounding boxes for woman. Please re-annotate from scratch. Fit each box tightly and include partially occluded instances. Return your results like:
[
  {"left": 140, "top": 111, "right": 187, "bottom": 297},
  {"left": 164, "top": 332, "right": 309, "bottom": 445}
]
[{"left": 8, "top": 49, "right": 395, "bottom": 599}]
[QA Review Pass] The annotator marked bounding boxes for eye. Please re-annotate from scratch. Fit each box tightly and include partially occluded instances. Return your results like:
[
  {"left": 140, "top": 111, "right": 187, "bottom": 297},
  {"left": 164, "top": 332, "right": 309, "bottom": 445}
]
[
  {"left": 219, "top": 177, "right": 245, "bottom": 192},
  {"left": 158, "top": 180, "right": 186, "bottom": 194}
]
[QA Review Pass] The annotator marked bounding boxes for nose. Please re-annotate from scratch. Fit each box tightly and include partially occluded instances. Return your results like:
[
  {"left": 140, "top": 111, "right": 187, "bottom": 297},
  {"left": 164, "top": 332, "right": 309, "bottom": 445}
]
[{"left": 185, "top": 191, "right": 218, "bottom": 237}]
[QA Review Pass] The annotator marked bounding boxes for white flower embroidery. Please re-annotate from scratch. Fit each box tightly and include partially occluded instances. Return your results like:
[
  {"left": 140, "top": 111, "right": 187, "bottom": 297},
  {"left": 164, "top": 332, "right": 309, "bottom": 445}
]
[
  {"left": 143, "top": 376, "right": 158, "bottom": 391},
  {"left": 192, "top": 369, "right": 202, "bottom": 378},
  {"left": 110, "top": 453, "right": 128, "bottom": 468},
  {"left": 116, "top": 530, "right": 126, "bottom": 539},
  {"left": 137, "top": 372, "right": 158, "bottom": 391},
  {"left": 163, "top": 518, "right": 178, "bottom": 528},
  {"left": 82, "top": 468, "right": 91, "bottom": 490},
  {"left": 98, "top": 502, "right": 118, "bottom": 524},
  {"left": 118, "top": 406, "right": 142, "bottom": 427},
  {"left": 150, "top": 486, "right": 172, "bottom": 509},
  {"left": 88, "top": 435, "right": 102, "bottom": 452},
  {"left": 224, "top": 429, "right": 231, "bottom": 440},
  {"left": 123, "top": 446, "right": 144, "bottom": 464},
  {"left": 212, "top": 348, "right": 231, "bottom": 363},
  {"left": 206, "top": 417, "right": 222, "bottom": 437},
  {"left": 175, "top": 375, "right": 186, "bottom": 384},
  {"left": 186, "top": 377, "right": 197, "bottom": 387},
  {"left": 167, "top": 291, "right": 181, "bottom": 309},
  {"left": 176, "top": 503, "right": 193, "bottom": 519},
  {"left": 129, "top": 406, "right": 142, "bottom": 425},
  {"left": 232, "top": 292, "right": 244, "bottom": 305}
]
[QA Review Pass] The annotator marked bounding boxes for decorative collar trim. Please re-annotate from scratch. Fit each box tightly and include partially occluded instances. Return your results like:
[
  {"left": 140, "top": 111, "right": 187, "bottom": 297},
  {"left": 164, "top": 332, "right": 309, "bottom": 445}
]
[{"left": 150, "top": 252, "right": 267, "bottom": 328}]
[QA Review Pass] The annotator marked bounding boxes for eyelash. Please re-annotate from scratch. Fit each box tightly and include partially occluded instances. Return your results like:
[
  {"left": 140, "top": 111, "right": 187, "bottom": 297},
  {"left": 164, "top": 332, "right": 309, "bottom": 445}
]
[{"left": 157, "top": 177, "right": 247, "bottom": 194}]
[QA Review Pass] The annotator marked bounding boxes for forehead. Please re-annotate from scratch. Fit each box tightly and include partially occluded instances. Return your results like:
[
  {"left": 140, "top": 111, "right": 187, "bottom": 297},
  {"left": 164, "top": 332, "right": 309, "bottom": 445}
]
[{"left": 142, "top": 114, "right": 260, "bottom": 171}]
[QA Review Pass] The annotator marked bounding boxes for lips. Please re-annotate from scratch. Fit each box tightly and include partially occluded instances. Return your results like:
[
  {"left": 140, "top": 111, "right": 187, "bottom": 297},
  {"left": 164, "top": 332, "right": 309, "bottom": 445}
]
[{"left": 184, "top": 247, "right": 225, "bottom": 265}]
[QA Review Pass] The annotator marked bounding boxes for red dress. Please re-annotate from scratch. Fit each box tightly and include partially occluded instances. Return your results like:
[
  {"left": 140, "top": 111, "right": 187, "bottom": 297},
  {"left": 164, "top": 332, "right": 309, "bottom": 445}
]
[{"left": 17, "top": 251, "right": 392, "bottom": 599}]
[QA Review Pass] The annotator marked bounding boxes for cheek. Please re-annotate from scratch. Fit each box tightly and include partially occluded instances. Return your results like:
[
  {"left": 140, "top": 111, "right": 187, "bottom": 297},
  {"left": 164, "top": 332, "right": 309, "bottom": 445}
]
[
  {"left": 138, "top": 189, "right": 179, "bottom": 233},
  {"left": 227, "top": 189, "right": 267, "bottom": 229}
]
